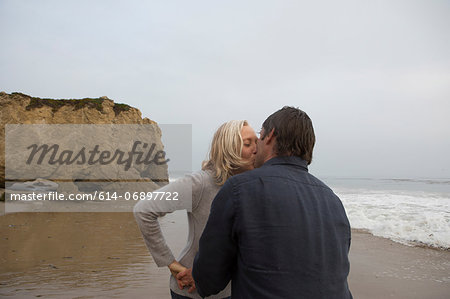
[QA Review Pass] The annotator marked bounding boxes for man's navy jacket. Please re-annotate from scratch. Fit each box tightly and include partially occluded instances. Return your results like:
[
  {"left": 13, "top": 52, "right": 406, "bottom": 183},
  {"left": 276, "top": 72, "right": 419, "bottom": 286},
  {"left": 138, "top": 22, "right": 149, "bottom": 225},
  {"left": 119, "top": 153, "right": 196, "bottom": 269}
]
[{"left": 193, "top": 156, "right": 352, "bottom": 299}]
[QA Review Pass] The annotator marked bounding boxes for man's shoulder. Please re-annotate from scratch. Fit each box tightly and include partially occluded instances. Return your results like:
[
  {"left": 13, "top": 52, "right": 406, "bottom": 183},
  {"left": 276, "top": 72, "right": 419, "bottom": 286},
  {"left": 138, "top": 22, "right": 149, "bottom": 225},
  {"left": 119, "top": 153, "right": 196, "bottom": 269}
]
[
  {"left": 303, "top": 172, "right": 333, "bottom": 190},
  {"left": 225, "top": 163, "right": 288, "bottom": 189},
  {"left": 228, "top": 164, "right": 333, "bottom": 193},
  {"left": 228, "top": 166, "right": 267, "bottom": 184}
]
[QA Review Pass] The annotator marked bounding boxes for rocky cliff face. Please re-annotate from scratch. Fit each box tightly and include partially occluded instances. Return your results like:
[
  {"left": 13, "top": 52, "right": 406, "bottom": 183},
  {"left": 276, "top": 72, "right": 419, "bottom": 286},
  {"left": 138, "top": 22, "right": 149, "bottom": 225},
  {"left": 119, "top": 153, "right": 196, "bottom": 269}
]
[
  {"left": 0, "top": 92, "right": 167, "bottom": 189},
  {"left": 0, "top": 92, "right": 155, "bottom": 125}
]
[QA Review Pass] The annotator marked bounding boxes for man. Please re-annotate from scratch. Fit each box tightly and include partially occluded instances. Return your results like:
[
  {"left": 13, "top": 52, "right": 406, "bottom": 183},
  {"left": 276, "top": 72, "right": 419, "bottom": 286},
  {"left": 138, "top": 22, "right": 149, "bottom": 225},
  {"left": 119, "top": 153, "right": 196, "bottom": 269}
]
[{"left": 187, "top": 107, "right": 352, "bottom": 298}]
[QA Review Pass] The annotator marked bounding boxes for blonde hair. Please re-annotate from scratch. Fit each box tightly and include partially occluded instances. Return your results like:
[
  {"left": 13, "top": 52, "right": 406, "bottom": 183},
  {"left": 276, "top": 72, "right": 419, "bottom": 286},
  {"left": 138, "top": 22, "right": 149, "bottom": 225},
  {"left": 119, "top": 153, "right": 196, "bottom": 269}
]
[{"left": 202, "top": 120, "right": 251, "bottom": 185}]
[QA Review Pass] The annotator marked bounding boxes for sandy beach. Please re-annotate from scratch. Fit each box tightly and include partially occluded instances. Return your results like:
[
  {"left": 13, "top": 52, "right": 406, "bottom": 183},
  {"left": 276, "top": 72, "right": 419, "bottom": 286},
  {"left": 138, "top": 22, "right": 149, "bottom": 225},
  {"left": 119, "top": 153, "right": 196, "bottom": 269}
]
[
  {"left": 349, "top": 230, "right": 449, "bottom": 299},
  {"left": 0, "top": 208, "right": 449, "bottom": 298}
]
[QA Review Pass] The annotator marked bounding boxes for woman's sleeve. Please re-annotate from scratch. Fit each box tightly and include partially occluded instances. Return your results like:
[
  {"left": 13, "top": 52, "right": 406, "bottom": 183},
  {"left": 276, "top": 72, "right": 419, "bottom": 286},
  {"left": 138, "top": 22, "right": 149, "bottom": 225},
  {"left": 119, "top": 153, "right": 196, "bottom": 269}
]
[{"left": 133, "top": 173, "right": 203, "bottom": 267}]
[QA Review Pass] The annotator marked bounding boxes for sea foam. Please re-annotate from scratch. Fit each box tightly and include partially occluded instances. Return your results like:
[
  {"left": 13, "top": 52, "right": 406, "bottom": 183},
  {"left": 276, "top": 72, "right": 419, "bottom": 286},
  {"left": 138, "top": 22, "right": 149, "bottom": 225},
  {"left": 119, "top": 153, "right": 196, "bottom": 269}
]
[{"left": 334, "top": 186, "right": 450, "bottom": 249}]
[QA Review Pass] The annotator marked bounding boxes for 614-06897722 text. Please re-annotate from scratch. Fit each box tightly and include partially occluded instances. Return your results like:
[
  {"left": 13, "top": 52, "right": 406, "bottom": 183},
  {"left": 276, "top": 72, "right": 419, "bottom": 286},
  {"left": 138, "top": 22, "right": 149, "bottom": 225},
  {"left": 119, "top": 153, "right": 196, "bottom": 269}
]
[{"left": 7, "top": 191, "right": 179, "bottom": 201}]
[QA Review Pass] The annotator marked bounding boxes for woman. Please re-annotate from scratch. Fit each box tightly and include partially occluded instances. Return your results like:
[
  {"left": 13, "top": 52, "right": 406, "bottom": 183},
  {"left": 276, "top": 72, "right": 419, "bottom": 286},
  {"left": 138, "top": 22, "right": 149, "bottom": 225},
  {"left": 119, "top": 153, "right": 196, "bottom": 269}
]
[{"left": 134, "top": 120, "right": 258, "bottom": 299}]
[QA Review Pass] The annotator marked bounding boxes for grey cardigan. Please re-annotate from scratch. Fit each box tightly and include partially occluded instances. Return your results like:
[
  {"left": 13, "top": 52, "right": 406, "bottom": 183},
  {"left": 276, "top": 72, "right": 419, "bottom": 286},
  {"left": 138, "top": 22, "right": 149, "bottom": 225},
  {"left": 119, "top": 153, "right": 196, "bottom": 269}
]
[{"left": 134, "top": 170, "right": 231, "bottom": 298}]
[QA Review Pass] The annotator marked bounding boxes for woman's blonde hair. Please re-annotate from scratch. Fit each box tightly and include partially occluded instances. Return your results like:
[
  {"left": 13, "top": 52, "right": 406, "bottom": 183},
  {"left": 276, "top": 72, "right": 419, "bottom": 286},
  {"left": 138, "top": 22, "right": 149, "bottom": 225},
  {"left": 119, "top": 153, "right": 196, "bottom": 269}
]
[{"left": 202, "top": 120, "right": 251, "bottom": 185}]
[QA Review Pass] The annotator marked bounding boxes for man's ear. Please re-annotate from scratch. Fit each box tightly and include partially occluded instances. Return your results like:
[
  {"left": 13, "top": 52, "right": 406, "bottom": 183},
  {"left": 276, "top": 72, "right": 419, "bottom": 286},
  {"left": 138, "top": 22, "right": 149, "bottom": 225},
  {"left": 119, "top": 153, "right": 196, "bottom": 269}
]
[{"left": 264, "top": 129, "right": 276, "bottom": 144}]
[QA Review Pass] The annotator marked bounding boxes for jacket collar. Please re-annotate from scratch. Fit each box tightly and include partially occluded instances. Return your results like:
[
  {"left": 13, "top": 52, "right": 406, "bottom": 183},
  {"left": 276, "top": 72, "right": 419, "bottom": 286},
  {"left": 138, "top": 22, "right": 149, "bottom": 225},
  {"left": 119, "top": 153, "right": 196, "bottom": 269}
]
[{"left": 263, "top": 156, "right": 309, "bottom": 171}]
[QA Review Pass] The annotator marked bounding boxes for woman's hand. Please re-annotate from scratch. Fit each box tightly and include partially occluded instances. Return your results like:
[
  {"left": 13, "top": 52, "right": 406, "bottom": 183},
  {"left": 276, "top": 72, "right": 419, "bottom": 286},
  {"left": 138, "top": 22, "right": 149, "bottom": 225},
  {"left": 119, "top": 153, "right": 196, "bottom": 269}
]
[
  {"left": 168, "top": 260, "right": 196, "bottom": 291},
  {"left": 168, "top": 260, "right": 187, "bottom": 279},
  {"left": 176, "top": 268, "right": 196, "bottom": 293}
]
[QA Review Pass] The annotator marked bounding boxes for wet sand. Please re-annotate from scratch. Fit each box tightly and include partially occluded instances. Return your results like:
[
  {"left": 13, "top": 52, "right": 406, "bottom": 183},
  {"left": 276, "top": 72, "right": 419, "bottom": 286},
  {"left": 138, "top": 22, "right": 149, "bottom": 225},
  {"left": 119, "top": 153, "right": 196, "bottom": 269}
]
[
  {"left": 349, "top": 230, "right": 449, "bottom": 299},
  {"left": 0, "top": 210, "right": 187, "bottom": 299},
  {"left": 0, "top": 206, "right": 449, "bottom": 298}
]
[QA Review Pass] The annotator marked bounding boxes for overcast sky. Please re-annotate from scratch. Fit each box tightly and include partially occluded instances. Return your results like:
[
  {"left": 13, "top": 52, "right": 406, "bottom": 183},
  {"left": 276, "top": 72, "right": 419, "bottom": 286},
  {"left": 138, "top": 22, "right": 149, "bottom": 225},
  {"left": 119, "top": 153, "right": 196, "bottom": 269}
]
[{"left": 1, "top": 0, "right": 449, "bottom": 178}]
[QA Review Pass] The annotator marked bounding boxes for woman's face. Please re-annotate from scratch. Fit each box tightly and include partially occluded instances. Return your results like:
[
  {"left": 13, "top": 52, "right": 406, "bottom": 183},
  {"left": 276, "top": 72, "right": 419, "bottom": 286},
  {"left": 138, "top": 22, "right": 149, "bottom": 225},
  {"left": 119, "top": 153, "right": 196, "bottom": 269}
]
[{"left": 240, "top": 125, "right": 258, "bottom": 171}]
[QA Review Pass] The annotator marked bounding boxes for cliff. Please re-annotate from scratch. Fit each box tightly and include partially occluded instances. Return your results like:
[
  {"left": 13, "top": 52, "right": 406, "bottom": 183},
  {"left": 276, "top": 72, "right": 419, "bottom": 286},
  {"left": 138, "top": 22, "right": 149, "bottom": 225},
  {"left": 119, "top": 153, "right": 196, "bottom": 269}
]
[
  {"left": 0, "top": 92, "right": 167, "bottom": 190},
  {"left": 0, "top": 92, "right": 155, "bottom": 125}
]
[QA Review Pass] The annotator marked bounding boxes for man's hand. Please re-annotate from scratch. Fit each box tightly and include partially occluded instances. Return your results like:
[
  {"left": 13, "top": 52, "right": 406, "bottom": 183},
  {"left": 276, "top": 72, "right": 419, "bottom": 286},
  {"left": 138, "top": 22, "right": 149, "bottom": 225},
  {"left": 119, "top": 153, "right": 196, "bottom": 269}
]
[{"left": 177, "top": 268, "right": 196, "bottom": 293}]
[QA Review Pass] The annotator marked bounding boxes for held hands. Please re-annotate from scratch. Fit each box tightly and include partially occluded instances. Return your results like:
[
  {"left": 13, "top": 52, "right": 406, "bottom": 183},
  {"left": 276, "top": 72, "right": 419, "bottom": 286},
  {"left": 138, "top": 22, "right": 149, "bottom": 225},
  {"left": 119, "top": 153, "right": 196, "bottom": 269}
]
[
  {"left": 168, "top": 260, "right": 186, "bottom": 278},
  {"left": 177, "top": 268, "right": 196, "bottom": 293},
  {"left": 168, "top": 261, "right": 196, "bottom": 293}
]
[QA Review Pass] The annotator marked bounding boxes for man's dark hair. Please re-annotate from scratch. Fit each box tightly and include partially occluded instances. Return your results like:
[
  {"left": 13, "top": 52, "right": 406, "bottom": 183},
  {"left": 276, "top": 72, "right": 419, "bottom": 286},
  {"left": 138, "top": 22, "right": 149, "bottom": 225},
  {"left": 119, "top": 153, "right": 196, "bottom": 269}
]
[{"left": 261, "top": 106, "right": 315, "bottom": 164}]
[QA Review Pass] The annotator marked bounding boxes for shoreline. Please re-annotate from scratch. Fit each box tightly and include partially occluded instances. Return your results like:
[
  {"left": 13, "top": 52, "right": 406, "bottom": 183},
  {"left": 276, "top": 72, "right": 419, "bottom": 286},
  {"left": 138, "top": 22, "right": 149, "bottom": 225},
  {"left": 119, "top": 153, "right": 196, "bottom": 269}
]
[{"left": 351, "top": 228, "right": 449, "bottom": 252}]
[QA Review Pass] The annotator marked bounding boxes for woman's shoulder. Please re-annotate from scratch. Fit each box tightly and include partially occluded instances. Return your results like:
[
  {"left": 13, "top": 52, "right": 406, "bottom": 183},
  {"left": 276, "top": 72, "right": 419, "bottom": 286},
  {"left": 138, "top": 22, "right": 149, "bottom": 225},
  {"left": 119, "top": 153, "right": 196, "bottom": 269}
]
[
  {"left": 191, "top": 170, "right": 221, "bottom": 212},
  {"left": 169, "top": 169, "right": 215, "bottom": 190},
  {"left": 180, "top": 169, "right": 210, "bottom": 181},
  {"left": 189, "top": 169, "right": 217, "bottom": 188}
]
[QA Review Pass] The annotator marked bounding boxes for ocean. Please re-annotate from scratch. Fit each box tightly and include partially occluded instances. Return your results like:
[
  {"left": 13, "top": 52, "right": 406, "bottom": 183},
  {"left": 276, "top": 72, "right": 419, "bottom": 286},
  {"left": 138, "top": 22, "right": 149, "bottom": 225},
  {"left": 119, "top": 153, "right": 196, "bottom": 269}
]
[{"left": 321, "top": 177, "right": 450, "bottom": 249}]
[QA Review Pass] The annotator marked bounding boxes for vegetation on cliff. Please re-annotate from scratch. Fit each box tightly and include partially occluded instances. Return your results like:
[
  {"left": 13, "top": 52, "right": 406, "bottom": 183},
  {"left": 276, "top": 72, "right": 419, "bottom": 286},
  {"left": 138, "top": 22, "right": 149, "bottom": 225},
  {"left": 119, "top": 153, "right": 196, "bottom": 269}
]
[{"left": 9, "top": 92, "right": 132, "bottom": 115}]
